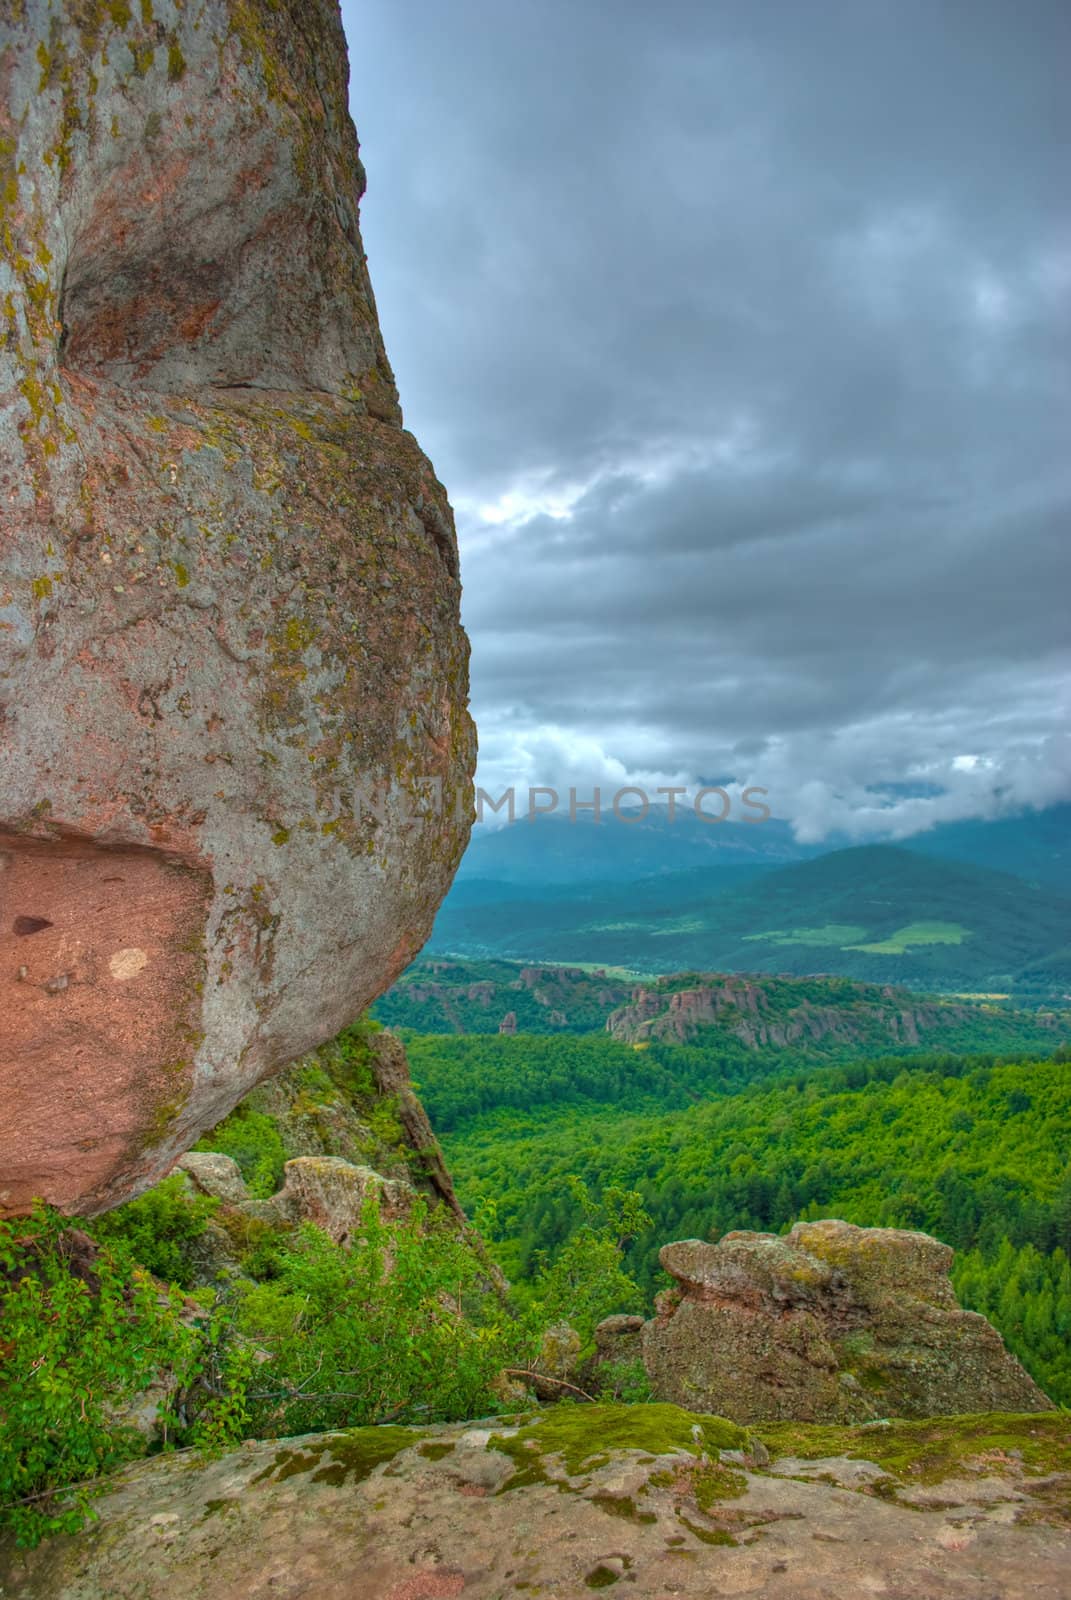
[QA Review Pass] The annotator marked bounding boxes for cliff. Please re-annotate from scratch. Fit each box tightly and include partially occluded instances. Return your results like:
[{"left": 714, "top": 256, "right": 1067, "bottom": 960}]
[
  {"left": 0, "top": 0, "right": 475, "bottom": 1215},
  {"left": 606, "top": 973, "right": 1004, "bottom": 1051}
]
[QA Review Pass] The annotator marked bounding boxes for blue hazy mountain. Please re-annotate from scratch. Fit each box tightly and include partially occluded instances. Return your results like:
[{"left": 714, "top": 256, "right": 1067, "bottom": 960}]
[
  {"left": 431, "top": 830, "right": 1071, "bottom": 997},
  {"left": 453, "top": 802, "right": 1071, "bottom": 894}
]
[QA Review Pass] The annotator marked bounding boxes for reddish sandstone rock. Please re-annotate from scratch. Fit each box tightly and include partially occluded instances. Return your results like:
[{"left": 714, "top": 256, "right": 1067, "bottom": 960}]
[{"left": 0, "top": 0, "right": 475, "bottom": 1215}]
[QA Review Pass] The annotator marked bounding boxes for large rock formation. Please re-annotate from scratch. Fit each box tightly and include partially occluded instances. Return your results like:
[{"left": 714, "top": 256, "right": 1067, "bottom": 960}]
[
  {"left": 0, "top": 2, "right": 475, "bottom": 1215},
  {"left": 643, "top": 1220, "right": 1051, "bottom": 1422}
]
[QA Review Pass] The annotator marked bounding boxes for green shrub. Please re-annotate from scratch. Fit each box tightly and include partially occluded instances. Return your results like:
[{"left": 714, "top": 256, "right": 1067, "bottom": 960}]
[
  {"left": 93, "top": 1174, "right": 219, "bottom": 1288},
  {"left": 0, "top": 1208, "right": 201, "bottom": 1547},
  {"left": 233, "top": 1196, "right": 516, "bottom": 1436},
  {"left": 524, "top": 1182, "right": 651, "bottom": 1345},
  {"left": 192, "top": 1108, "right": 287, "bottom": 1197},
  {"left": 593, "top": 1357, "right": 652, "bottom": 1403}
]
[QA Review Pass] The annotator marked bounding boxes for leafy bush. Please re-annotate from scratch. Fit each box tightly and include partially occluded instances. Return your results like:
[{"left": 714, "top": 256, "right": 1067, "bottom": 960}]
[
  {"left": 93, "top": 1174, "right": 219, "bottom": 1288},
  {"left": 526, "top": 1182, "right": 651, "bottom": 1345},
  {"left": 593, "top": 1358, "right": 653, "bottom": 1403},
  {"left": 191, "top": 1109, "right": 287, "bottom": 1198},
  {"left": 232, "top": 1196, "right": 515, "bottom": 1435},
  {"left": 0, "top": 1208, "right": 201, "bottom": 1546}
]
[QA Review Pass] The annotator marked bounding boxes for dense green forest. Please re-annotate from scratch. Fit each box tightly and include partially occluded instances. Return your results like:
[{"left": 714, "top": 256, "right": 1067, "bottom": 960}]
[{"left": 405, "top": 1031, "right": 1071, "bottom": 1404}]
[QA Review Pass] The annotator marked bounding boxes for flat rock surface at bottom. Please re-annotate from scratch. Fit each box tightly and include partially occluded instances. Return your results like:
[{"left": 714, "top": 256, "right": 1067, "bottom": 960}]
[{"left": 2, "top": 1409, "right": 1069, "bottom": 1600}]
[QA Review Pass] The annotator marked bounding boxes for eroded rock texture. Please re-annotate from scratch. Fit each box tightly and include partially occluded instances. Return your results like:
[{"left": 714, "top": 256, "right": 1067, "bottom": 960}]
[
  {"left": 0, "top": 0, "right": 475, "bottom": 1215},
  {"left": 4, "top": 1405, "right": 1070, "bottom": 1600},
  {"left": 643, "top": 1220, "right": 1051, "bottom": 1422}
]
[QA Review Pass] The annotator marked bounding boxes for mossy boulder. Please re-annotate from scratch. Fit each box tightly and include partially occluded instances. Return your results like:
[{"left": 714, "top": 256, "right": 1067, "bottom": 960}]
[{"left": 643, "top": 1220, "right": 1052, "bottom": 1423}]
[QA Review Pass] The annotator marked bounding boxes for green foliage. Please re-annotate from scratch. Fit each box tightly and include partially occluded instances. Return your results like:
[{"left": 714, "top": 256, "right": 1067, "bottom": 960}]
[
  {"left": 593, "top": 1358, "right": 652, "bottom": 1403},
  {"left": 525, "top": 1181, "right": 651, "bottom": 1344},
  {"left": 0, "top": 1208, "right": 201, "bottom": 1547},
  {"left": 191, "top": 1108, "right": 287, "bottom": 1197},
  {"left": 231, "top": 1195, "right": 517, "bottom": 1437},
  {"left": 428, "top": 1037, "right": 1071, "bottom": 1402},
  {"left": 954, "top": 1240, "right": 1071, "bottom": 1404},
  {"left": 93, "top": 1174, "right": 219, "bottom": 1288}
]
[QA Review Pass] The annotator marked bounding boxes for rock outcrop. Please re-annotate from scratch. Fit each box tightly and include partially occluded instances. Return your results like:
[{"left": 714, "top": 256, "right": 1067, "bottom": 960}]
[
  {"left": 607, "top": 975, "right": 983, "bottom": 1050},
  {"left": 367, "top": 1027, "right": 467, "bottom": 1223},
  {"left": 643, "top": 1220, "right": 1051, "bottom": 1423},
  {"left": 5, "top": 1404, "right": 1070, "bottom": 1599},
  {"left": 0, "top": 0, "right": 475, "bottom": 1215},
  {"left": 179, "top": 1148, "right": 414, "bottom": 1247}
]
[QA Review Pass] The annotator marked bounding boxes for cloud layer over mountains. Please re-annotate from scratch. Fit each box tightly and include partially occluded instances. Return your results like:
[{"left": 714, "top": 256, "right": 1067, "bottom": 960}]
[{"left": 346, "top": 0, "right": 1070, "bottom": 839}]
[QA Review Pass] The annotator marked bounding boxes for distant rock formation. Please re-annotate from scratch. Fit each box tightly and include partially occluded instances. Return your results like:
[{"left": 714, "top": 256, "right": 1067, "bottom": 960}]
[
  {"left": 607, "top": 974, "right": 978, "bottom": 1050},
  {"left": 0, "top": 0, "right": 475, "bottom": 1215},
  {"left": 643, "top": 1220, "right": 1051, "bottom": 1422}
]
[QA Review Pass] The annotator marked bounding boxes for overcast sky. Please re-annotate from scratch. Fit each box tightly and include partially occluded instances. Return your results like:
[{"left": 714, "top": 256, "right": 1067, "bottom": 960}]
[{"left": 342, "top": 0, "right": 1070, "bottom": 841}]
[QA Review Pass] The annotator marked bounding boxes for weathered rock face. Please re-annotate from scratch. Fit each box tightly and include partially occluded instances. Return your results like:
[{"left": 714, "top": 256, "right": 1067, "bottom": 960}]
[
  {"left": 180, "top": 1148, "right": 414, "bottom": 1246},
  {"left": 0, "top": 1, "right": 475, "bottom": 1215},
  {"left": 643, "top": 1220, "right": 1052, "bottom": 1423},
  {"left": 5, "top": 1405, "right": 1071, "bottom": 1599}
]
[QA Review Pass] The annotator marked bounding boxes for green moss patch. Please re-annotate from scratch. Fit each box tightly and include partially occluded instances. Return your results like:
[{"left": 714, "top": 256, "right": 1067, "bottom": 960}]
[
  {"left": 489, "top": 1403, "right": 748, "bottom": 1491},
  {"left": 250, "top": 1426, "right": 422, "bottom": 1488},
  {"left": 588, "top": 1492, "right": 657, "bottom": 1524},
  {"left": 676, "top": 1511, "right": 738, "bottom": 1547},
  {"left": 691, "top": 1460, "right": 748, "bottom": 1508},
  {"left": 756, "top": 1412, "right": 1070, "bottom": 1485},
  {"left": 418, "top": 1441, "right": 455, "bottom": 1462}
]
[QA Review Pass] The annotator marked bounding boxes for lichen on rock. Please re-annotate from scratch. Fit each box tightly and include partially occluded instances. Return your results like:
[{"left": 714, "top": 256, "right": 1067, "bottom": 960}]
[
  {"left": 4, "top": 1404, "right": 1069, "bottom": 1599},
  {"left": 0, "top": 0, "right": 475, "bottom": 1216},
  {"left": 642, "top": 1219, "right": 1052, "bottom": 1423}
]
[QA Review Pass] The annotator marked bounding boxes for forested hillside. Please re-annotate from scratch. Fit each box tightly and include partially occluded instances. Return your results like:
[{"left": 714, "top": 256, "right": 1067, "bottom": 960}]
[
  {"left": 405, "top": 1033, "right": 1071, "bottom": 1404},
  {"left": 377, "top": 959, "right": 1071, "bottom": 1044}
]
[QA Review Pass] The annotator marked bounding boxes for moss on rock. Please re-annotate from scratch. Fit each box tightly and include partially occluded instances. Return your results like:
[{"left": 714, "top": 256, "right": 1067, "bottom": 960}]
[
  {"left": 757, "top": 1410, "right": 1071, "bottom": 1485},
  {"left": 489, "top": 1402, "right": 749, "bottom": 1490}
]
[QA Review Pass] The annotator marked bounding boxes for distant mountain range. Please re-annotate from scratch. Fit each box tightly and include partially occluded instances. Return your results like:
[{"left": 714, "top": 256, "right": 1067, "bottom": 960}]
[
  {"left": 424, "top": 805, "right": 1071, "bottom": 996},
  {"left": 455, "top": 802, "right": 1071, "bottom": 891},
  {"left": 455, "top": 808, "right": 822, "bottom": 884}
]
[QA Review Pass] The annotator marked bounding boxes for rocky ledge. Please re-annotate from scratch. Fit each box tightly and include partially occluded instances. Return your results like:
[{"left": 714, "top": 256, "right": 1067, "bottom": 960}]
[{"left": 2, "top": 1404, "right": 1068, "bottom": 1599}]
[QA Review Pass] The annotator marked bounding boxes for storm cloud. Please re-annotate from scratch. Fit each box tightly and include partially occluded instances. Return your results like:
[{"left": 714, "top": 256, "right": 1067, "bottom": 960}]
[{"left": 342, "top": 0, "right": 1071, "bottom": 839}]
